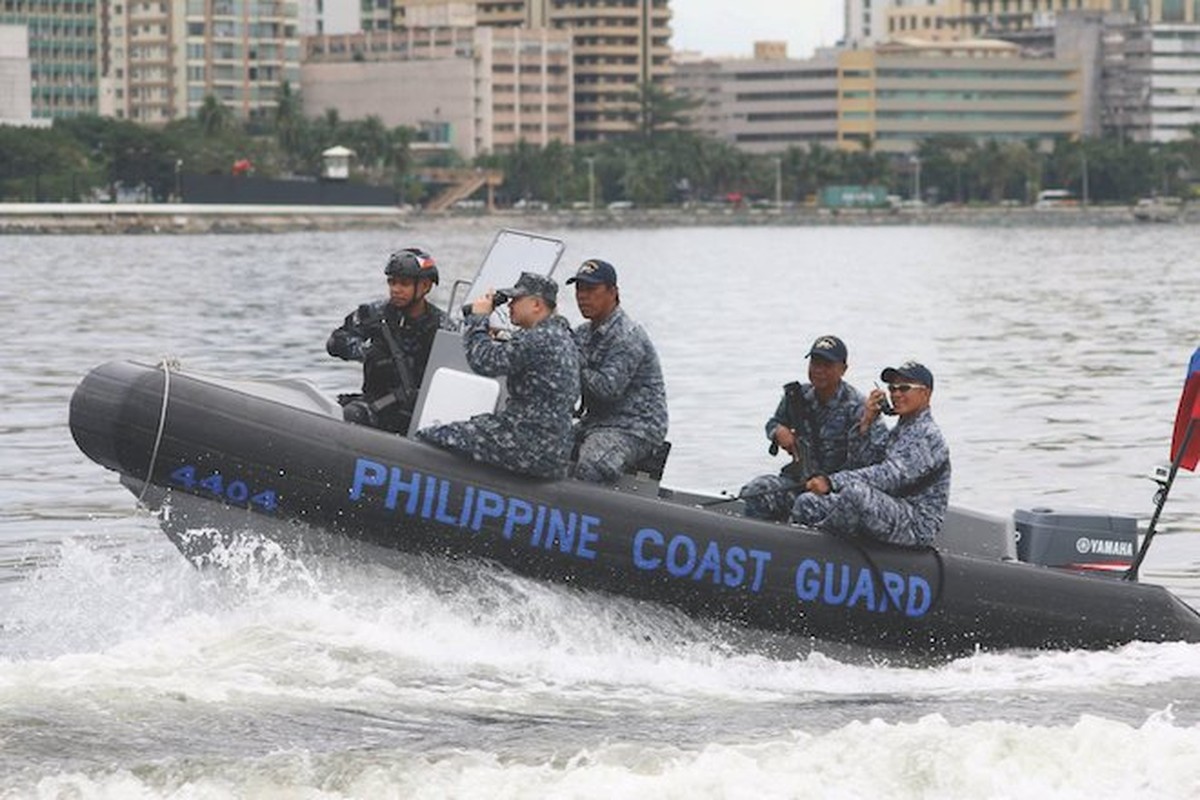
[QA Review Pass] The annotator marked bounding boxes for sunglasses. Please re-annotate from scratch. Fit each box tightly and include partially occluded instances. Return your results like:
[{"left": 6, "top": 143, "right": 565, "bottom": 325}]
[{"left": 888, "top": 383, "right": 926, "bottom": 393}]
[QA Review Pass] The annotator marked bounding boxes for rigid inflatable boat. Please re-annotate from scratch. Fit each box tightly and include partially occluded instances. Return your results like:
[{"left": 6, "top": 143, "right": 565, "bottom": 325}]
[{"left": 68, "top": 231, "right": 1200, "bottom": 659}]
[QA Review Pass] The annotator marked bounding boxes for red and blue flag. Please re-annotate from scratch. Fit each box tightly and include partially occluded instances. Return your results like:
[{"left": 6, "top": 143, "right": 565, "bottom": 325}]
[{"left": 1170, "top": 346, "right": 1200, "bottom": 471}]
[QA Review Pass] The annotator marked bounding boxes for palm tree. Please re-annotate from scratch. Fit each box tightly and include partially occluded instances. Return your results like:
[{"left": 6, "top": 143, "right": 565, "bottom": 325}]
[{"left": 197, "top": 95, "right": 234, "bottom": 137}]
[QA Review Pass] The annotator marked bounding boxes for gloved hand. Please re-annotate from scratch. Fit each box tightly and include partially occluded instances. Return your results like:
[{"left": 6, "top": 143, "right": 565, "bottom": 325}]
[{"left": 355, "top": 303, "right": 384, "bottom": 332}]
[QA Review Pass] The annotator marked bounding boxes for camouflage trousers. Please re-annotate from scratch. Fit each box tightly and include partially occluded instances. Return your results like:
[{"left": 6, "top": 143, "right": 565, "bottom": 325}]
[
  {"left": 417, "top": 416, "right": 570, "bottom": 480},
  {"left": 573, "top": 428, "right": 655, "bottom": 484},
  {"left": 740, "top": 474, "right": 801, "bottom": 521},
  {"left": 790, "top": 481, "right": 933, "bottom": 547}
]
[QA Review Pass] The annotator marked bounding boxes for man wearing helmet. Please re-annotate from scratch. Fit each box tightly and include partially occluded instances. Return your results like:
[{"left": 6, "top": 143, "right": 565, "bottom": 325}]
[{"left": 327, "top": 247, "right": 455, "bottom": 433}]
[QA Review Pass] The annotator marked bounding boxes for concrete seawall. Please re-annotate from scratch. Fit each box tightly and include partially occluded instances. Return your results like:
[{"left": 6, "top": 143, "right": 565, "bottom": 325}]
[{"left": 0, "top": 201, "right": 1172, "bottom": 234}]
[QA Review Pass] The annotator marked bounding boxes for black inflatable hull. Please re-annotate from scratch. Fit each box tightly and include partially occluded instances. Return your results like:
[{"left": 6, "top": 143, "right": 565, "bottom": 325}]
[{"left": 70, "top": 360, "right": 1200, "bottom": 658}]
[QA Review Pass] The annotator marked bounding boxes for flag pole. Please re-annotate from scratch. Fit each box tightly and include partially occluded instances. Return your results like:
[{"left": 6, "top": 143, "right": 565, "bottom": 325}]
[{"left": 1125, "top": 418, "right": 1196, "bottom": 581}]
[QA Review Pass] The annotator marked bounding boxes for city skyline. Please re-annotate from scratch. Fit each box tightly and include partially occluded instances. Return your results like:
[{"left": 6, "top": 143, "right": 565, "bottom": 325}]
[{"left": 671, "top": 0, "right": 843, "bottom": 59}]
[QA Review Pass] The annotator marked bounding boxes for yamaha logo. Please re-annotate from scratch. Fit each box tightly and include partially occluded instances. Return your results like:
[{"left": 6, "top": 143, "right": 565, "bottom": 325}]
[{"left": 1075, "top": 537, "right": 1134, "bottom": 557}]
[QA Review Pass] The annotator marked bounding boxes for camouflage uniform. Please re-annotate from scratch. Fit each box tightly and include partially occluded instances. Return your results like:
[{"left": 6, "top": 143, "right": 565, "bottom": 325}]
[
  {"left": 417, "top": 313, "right": 580, "bottom": 479},
  {"left": 573, "top": 306, "right": 669, "bottom": 483},
  {"left": 742, "top": 382, "right": 886, "bottom": 521},
  {"left": 790, "top": 407, "right": 951, "bottom": 547},
  {"left": 327, "top": 300, "right": 456, "bottom": 433}
]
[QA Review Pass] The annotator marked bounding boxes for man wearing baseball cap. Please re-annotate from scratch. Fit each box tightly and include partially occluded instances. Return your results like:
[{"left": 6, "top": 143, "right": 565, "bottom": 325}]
[
  {"left": 790, "top": 360, "right": 951, "bottom": 547},
  {"left": 566, "top": 258, "right": 669, "bottom": 483},
  {"left": 741, "top": 335, "right": 886, "bottom": 521},
  {"left": 417, "top": 272, "right": 580, "bottom": 479}
]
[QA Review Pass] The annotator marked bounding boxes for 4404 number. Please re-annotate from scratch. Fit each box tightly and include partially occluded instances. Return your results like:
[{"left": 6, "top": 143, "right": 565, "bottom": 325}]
[{"left": 168, "top": 465, "right": 279, "bottom": 513}]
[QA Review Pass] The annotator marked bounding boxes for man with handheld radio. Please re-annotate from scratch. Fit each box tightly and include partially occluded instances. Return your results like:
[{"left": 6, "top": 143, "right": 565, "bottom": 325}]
[
  {"left": 740, "top": 335, "right": 886, "bottom": 520},
  {"left": 327, "top": 247, "right": 455, "bottom": 433},
  {"left": 791, "top": 361, "right": 951, "bottom": 547}
]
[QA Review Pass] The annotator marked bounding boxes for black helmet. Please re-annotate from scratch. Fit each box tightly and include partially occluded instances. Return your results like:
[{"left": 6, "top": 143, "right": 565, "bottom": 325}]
[{"left": 384, "top": 247, "right": 438, "bottom": 284}]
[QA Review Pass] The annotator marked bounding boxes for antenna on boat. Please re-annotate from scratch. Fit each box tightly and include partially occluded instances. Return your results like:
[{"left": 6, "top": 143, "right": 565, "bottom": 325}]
[{"left": 1124, "top": 346, "right": 1200, "bottom": 580}]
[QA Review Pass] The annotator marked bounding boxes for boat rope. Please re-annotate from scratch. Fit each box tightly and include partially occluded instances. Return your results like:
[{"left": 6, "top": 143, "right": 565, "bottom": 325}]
[
  {"left": 845, "top": 536, "right": 946, "bottom": 614},
  {"left": 136, "top": 357, "right": 178, "bottom": 510}
]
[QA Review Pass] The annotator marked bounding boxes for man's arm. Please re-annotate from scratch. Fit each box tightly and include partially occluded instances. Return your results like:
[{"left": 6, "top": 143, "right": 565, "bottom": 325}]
[
  {"left": 327, "top": 303, "right": 381, "bottom": 361},
  {"left": 463, "top": 314, "right": 522, "bottom": 377},
  {"left": 830, "top": 422, "right": 947, "bottom": 495}
]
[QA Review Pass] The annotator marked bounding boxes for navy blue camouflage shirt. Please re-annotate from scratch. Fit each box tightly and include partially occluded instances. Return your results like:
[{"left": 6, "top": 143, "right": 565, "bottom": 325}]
[
  {"left": 418, "top": 312, "right": 580, "bottom": 478},
  {"left": 833, "top": 407, "right": 952, "bottom": 545},
  {"left": 765, "top": 381, "right": 886, "bottom": 475},
  {"left": 573, "top": 306, "right": 668, "bottom": 445}
]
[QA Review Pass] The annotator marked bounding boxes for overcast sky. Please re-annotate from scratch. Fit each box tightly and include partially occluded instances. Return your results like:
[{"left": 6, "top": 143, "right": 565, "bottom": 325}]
[{"left": 671, "top": 0, "right": 844, "bottom": 60}]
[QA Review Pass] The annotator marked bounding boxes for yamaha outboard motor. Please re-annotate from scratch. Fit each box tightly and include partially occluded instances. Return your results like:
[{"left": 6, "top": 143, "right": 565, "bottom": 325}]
[{"left": 1014, "top": 507, "right": 1138, "bottom": 579}]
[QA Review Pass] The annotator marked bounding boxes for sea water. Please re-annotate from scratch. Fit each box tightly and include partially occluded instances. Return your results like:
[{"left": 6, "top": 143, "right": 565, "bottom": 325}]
[{"left": 2, "top": 223, "right": 1199, "bottom": 798}]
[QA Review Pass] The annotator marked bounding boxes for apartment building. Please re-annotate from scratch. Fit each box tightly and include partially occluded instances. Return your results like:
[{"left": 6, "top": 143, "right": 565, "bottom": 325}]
[
  {"left": 881, "top": 0, "right": 1193, "bottom": 43},
  {"left": 674, "top": 45, "right": 840, "bottom": 153},
  {"left": 302, "top": 25, "right": 573, "bottom": 156},
  {"left": 391, "top": 0, "right": 672, "bottom": 141},
  {"left": 839, "top": 38, "right": 1082, "bottom": 152},
  {"left": 295, "top": 0, "right": 359, "bottom": 35},
  {"left": 0, "top": 0, "right": 97, "bottom": 118},
  {"left": 99, "top": 0, "right": 301, "bottom": 123},
  {"left": 846, "top": 0, "right": 897, "bottom": 48}
]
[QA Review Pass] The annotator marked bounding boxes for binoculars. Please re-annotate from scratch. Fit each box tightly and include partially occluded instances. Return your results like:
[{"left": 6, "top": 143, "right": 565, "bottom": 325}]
[{"left": 461, "top": 291, "right": 510, "bottom": 318}]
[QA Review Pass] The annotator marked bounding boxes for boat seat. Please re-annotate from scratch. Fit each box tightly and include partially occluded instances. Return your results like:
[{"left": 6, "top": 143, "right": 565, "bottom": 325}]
[
  {"left": 625, "top": 440, "right": 671, "bottom": 481},
  {"left": 411, "top": 367, "right": 501, "bottom": 431}
]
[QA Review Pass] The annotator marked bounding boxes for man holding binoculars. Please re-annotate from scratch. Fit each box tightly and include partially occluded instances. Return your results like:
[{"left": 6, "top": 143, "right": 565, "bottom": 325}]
[
  {"left": 326, "top": 247, "right": 454, "bottom": 433},
  {"left": 418, "top": 272, "right": 580, "bottom": 479}
]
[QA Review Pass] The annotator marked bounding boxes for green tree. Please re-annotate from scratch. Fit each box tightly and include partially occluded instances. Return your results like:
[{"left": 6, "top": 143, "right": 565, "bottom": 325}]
[{"left": 197, "top": 95, "right": 235, "bottom": 137}]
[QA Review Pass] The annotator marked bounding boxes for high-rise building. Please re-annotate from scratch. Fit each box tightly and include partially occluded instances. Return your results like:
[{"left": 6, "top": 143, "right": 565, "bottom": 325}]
[
  {"left": 296, "top": 0, "right": 360, "bottom": 35},
  {"left": 0, "top": 0, "right": 97, "bottom": 118},
  {"left": 1097, "top": 19, "right": 1200, "bottom": 142},
  {"left": 302, "top": 25, "right": 573, "bottom": 156},
  {"left": 880, "top": 0, "right": 1183, "bottom": 43},
  {"left": 99, "top": 0, "right": 301, "bottom": 124},
  {"left": 845, "top": 0, "right": 898, "bottom": 48},
  {"left": 0, "top": 24, "right": 46, "bottom": 125},
  {"left": 392, "top": 0, "right": 671, "bottom": 141}
]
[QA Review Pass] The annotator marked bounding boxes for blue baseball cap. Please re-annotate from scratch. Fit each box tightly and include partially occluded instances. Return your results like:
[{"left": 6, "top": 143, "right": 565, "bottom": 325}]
[
  {"left": 881, "top": 361, "right": 934, "bottom": 390},
  {"left": 806, "top": 335, "right": 848, "bottom": 363},
  {"left": 566, "top": 259, "right": 618, "bottom": 286}
]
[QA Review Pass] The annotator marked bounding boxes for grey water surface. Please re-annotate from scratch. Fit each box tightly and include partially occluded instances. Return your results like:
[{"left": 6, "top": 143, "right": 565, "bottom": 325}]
[{"left": 2, "top": 224, "right": 1199, "bottom": 798}]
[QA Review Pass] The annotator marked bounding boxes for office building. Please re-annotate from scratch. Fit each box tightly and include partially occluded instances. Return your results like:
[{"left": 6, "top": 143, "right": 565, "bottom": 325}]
[
  {"left": 674, "top": 45, "right": 839, "bottom": 153},
  {"left": 677, "top": 37, "right": 1081, "bottom": 154},
  {"left": 838, "top": 38, "right": 1081, "bottom": 152}
]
